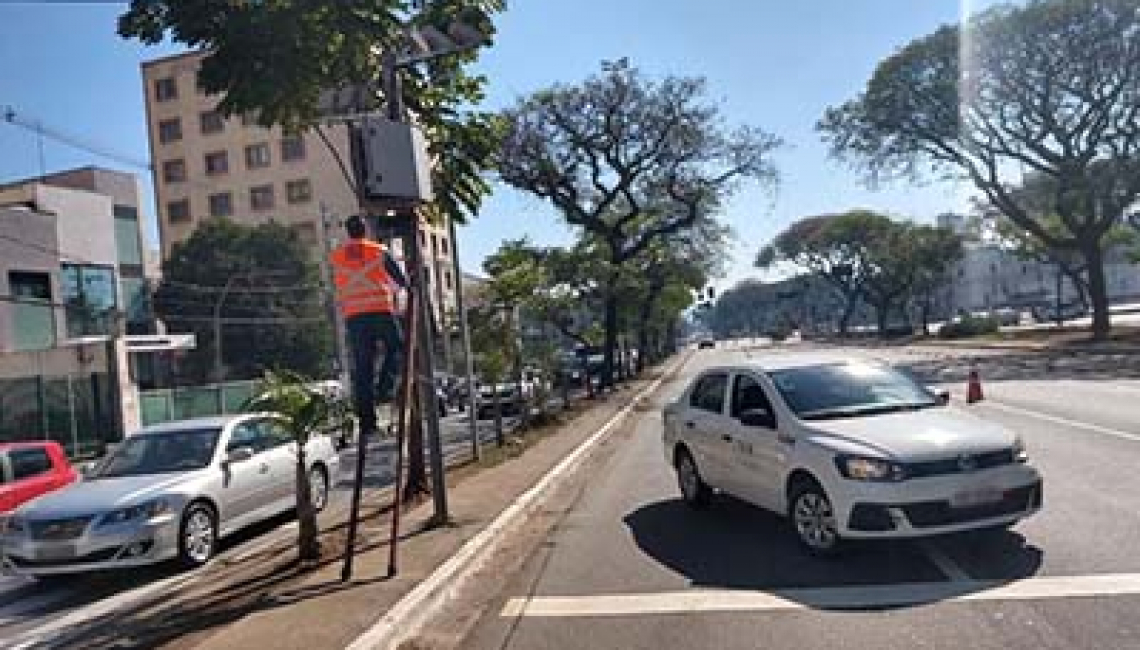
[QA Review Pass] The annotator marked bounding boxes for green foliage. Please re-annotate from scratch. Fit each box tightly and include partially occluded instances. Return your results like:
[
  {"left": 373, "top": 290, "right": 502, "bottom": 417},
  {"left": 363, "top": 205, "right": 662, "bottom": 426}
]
[
  {"left": 819, "top": 0, "right": 1140, "bottom": 338},
  {"left": 154, "top": 219, "right": 331, "bottom": 383},
  {"left": 938, "top": 315, "right": 1000, "bottom": 340},
  {"left": 118, "top": 0, "right": 504, "bottom": 225}
]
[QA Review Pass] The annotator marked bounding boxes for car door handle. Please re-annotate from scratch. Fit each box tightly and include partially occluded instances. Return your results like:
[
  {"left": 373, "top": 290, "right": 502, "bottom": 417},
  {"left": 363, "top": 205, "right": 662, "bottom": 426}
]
[
  {"left": 776, "top": 432, "right": 796, "bottom": 445},
  {"left": 259, "top": 463, "right": 270, "bottom": 474},
  {"left": 685, "top": 421, "right": 695, "bottom": 429},
  {"left": 720, "top": 433, "right": 733, "bottom": 442}
]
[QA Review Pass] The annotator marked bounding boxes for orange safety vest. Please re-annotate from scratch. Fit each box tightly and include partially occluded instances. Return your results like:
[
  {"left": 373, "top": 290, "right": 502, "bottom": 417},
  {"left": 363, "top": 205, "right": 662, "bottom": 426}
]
[{"left": 330, "top": 239, "right": 396, "bottom": 317}]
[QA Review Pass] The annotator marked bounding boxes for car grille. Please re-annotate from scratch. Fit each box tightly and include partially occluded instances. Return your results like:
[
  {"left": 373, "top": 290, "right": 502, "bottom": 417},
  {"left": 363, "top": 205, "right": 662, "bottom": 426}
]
[
  {"left": 9, "top": 547, "right": 118, "bottom": 568},
  {"left": 904, "top": 448, "right": 1016, "bottom": 479},
  {"left": 902, "top": 482, "right": 1041, "bottom": 528},
  {"left": 28, "top": 516, "right": 93, "bottom": 541}
]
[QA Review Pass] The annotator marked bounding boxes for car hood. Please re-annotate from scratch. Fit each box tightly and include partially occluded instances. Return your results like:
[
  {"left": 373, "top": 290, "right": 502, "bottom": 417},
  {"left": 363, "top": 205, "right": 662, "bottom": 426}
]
[
  {"left": 802, "top": 407, "right": 1016, "bottom": 461},
  {"left": 14, "top": 472, "right": 207, "bottom": 519}
]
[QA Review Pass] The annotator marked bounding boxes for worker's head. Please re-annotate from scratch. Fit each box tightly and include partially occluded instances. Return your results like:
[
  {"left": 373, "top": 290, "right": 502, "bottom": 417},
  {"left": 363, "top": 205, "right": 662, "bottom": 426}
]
[{"left": 345, "top": 215, "right": 367, "bottom": 240}]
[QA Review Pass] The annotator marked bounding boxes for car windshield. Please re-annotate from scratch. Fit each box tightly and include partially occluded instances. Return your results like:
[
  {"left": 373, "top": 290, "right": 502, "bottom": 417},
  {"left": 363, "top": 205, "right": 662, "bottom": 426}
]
[
  {"left": 90, "top": 429, "right": 221, "bottom": 479},
  {"left": 769, "top": 363, "right": 937, "bottom": 421}
]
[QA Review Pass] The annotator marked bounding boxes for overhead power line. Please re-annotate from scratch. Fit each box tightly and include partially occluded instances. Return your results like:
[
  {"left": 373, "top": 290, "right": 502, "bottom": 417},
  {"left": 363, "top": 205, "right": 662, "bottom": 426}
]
[{"left": 2, "top": 105, "right": 152, "bottom": 171}]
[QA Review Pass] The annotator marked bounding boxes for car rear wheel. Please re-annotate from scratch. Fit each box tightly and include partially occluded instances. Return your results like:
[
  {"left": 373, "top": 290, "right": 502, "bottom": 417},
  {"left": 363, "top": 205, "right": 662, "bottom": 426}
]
[
  {"left": 178, "top": 502, "right": 217, "bottom": 569},
  {"left": 676, "top": 449, "right": 711, "bottom": 509},
  {"left": 309, "top": 466, "right": 329, "bottom": 513},
  {"left": 790, "top": 481, "right": 842, "bottom": 556}
]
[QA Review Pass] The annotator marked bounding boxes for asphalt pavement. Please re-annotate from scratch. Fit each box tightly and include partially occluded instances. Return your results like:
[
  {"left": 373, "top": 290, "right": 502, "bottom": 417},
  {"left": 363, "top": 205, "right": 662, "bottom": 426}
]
[{"left": 466, "top": 342, "right": 1140, "bottom": 650}]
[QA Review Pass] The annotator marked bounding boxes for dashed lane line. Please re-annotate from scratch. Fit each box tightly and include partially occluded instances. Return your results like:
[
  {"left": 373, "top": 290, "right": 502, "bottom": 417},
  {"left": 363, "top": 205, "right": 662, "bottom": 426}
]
[{"left": 500, "top": 572, "right": 1140, "bottom": 618}]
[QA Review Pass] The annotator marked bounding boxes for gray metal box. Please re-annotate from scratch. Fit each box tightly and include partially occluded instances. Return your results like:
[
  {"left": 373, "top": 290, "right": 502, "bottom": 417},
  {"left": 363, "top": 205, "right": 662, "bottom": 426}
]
[{"left": 360, "top": 118, "right": 434, "bottom": 203}]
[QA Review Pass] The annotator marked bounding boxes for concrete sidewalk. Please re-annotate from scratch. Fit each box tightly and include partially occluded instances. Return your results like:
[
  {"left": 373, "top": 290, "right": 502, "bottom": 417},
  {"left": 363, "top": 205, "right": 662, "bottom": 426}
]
[{"left": 42, "top": 358, "right": 688, "bottom": 650}]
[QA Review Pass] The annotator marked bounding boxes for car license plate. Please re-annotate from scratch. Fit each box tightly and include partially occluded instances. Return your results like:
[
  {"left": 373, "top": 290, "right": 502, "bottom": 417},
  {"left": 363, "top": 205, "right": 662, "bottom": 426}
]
[
  {"left": 951, "top": 487, "right": 1004, "bottom": 508},
  {"left": 35, "top": 544, "right": 77, "bottom": 561}
]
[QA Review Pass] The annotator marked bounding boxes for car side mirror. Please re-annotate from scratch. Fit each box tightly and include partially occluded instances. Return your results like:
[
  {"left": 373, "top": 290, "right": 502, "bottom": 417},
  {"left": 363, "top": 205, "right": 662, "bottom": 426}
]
[
  {"left": 226, "top": 446, "right": 255, "bottom": 465},
  {"left": 739, "top": 407, "right": 776, "bottom": 429}
]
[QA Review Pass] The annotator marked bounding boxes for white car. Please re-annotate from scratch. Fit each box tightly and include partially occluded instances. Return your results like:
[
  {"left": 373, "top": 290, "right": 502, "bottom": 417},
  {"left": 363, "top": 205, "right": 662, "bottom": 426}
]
[{"left": 662, "top": 355, "right": 1042, "bottom": 554}]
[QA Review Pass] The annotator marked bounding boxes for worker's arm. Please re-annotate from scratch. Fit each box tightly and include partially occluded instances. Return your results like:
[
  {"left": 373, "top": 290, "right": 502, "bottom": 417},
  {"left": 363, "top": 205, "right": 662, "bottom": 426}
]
[{"left": 384, "top": 252, "right": 409, "bottom": 289}]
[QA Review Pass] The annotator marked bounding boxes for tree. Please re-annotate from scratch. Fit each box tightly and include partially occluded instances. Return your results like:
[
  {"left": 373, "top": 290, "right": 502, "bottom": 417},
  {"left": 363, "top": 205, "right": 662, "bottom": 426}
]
[
  {"left": 819, "top": 0, "right": 1140, "bottom": 339},
  {"left": 154, "top": 219, "right": 331, "bottom": 384},
  {"left": 118, "top": 0, "right": 504, "bottom": 226},
  {"left": 498, "top": 59, "right": 781, "bottom": 387},
  {"left": 907, "top": 225, "right": 965, "bottom": 334},
  {"left": 757, "top": 210, "right": 892, "bottom": 335},
  {"left": 244, "top": 369, "right": 351, "bottom": 562}
]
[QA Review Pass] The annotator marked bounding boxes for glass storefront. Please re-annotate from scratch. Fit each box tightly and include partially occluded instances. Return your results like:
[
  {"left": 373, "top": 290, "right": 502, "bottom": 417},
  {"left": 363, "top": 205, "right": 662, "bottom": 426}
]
[
  {"left": 0, "top": 374, "right": 118, "bottom": 460},
  {"left": 61, "top": 263, "right": 119, "bottom": 338}
]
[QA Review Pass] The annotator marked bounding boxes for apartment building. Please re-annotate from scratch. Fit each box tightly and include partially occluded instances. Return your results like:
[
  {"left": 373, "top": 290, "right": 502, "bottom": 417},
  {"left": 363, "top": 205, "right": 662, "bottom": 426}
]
[{"left": 140, "top": 50, "right": 458, "bottom": 324}]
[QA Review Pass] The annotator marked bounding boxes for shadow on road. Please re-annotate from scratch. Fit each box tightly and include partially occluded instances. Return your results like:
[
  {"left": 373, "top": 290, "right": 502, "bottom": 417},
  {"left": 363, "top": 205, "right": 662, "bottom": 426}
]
[{"left": 623, "top": 496, "right": 1042, "bottom": 610}]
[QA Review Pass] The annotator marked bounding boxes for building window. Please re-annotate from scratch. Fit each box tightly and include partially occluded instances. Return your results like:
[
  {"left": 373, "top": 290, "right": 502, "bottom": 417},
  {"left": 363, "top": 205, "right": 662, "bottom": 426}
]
[
  {"left": 8, "top": 271, "right": 55, "bottom": 351},
  {"left": 431, "top": 234, "right": 440, "bottom": 256},
  {"left": 245, "top": 143, "right": 271, "bottom": 169},
  {"left": 241, "top": 111, "right": 260, "bottom": 127},
  {"left": 114, "top": 208, "right": 143, "bottom": 267},
  {"left": 286, "top": 179, "right": 312, "bottom": 204},
  {"left": 158, "top": 118, "right": 182, "bottom": 144},
  {"left": 167, "top": 199, "right": 191, "bottom": 223},
  {"left": 440, "top": 236, "right": 450, "bottom": 256},
  {"left": 250, "top": 185, "right": 275, "bottom": 211},
  {"left": 423, "top": 265, "right": 431, "bottom": 285},
  {"left": 419, "top": 229, "right": 426, "bottom": 248},
  {"left": 61, "top": 264, "right": 118, "bottom": 338},
  {"left": 281, "top": 135, "right": 305, "bottom": 162},
  {"left": 205, "top": 151, "right": 229, "bottom": 175},
  {"left": 199, "top": 110, "right": 224, "bottom": 135},
  {"left": 445, "top": 270, "right": 453, "bottom": 290},
  {"left": 291, "top": 222, "right": 317, "bottom": 246},
  {"left": 209, "top": 192, "right": 233, "bottom": 217},
  {"left": 161, "top": 159, "right": 186, "bottom": 184},
  {"left": 154, "top": 77, "right": 178, "bottom": 102}
]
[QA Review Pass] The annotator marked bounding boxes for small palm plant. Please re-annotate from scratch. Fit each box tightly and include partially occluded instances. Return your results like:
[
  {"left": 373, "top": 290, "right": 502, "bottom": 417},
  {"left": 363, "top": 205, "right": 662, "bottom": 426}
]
[{"left": 244, "top": 369, "right": 352, "bottom": 562}]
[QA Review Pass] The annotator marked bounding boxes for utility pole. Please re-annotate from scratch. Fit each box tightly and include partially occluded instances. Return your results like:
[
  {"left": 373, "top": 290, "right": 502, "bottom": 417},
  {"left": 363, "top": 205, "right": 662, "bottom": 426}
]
[
  {"left": 448, "top": 217, "right": 480, "bottom": 461},
  {"left": 211, "top": 275, "right": 238, "bottom": 383},
  {"left": 382, "top": 51, "right": 449, "bottom": 524},
  {"left": 317, "top": 202, "right": 350, "bottom": 382}
]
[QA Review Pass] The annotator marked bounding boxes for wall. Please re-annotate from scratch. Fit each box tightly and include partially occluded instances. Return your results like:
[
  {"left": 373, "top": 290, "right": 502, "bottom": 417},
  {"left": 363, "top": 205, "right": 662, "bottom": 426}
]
[{"left": 0, "top": 206, "right": 66, "bottom": 351}]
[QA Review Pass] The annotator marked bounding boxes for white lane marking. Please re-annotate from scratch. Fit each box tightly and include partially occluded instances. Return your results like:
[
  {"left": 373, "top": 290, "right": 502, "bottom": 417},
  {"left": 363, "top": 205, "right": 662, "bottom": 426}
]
[
  {"left": 501, "top": 572, "right": 1140, "bottom": 618},
  {"left": 981, "top": 401, "right": 1140, "bottom": 444},
  {"left": 5, "top": 571, "right": 198, "bottom": 648},
  {"left": 919, "top": 542, "right": 971, "bottom": 582},
  {"left": 346, "top": 353, "right": 693, "bottom": 650}
]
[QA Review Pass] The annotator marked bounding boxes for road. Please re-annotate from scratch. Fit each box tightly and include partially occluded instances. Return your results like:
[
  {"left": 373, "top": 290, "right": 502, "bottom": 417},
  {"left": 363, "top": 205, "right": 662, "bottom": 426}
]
[
  {"left": 0, "top": 408, "right": 524, "bottom": 648},
  {"left": 466, "top": 341, "right": 1140, "bottom": 650}
]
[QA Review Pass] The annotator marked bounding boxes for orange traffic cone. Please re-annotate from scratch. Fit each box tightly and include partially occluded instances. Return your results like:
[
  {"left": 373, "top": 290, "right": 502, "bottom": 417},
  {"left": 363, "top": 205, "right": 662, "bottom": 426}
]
[{"left": 966, "top": 370, "right": 984, "bottom": 403}]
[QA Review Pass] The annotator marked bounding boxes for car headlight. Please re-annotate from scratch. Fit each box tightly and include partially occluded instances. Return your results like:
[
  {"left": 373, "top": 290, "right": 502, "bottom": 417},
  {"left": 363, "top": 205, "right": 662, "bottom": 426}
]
[
  {"left": 835, "top": 455, "right": 907, "bottom": 482},
  {"left": 1012, "top": 437, "right": 1029, "bottom": 463},
  {"left": 98, "top": 499, "right": 173, "bottom": 527}
]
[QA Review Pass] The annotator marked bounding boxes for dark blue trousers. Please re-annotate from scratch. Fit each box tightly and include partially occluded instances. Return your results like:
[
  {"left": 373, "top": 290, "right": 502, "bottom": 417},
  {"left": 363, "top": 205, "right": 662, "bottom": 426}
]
[{"left": 345, "top": 312, "right": 403, "bottom": 432}]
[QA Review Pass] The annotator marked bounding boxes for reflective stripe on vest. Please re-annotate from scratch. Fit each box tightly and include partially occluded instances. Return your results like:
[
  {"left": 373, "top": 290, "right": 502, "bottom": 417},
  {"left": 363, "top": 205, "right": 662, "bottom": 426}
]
[{"left": 331, "top": 241, "right": 394, "bottom": 317}]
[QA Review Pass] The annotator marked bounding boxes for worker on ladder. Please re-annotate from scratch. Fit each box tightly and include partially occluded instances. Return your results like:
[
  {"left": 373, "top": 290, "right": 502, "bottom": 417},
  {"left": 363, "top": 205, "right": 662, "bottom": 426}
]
[{"left": 330, "top": 215, "right": 408, "bottom": 436}]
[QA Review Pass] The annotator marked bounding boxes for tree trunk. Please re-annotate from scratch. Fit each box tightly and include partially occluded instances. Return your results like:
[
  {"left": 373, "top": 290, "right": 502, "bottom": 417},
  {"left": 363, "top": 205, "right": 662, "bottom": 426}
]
[
  {"left": 1082, "top": 242, "right": 1110, "bottom": 340},
  {"left": 875, "top": 301, "right": 890, "bottom": 338},
  {"left": 295, "top": 448, "right": 320, "bottom": 561},
  {"left": 601, "top": 279, "right": 619, "bottom": 390},
  {"left": 493, "top": 382, "right": 505, "bottom": 446},
  {"left": 838, "top": 297, "right": 856, "bottom": 336},
  {"left": 920, "top": 297, "right": 931, "bottom": 337},
  {"left": 404, "top": 400, "right": 429, "bottom": 501}
]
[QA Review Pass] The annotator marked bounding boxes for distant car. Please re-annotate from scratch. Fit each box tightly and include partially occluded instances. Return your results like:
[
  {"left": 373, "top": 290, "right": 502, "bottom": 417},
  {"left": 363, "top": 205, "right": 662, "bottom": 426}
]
[
  {"left": 476, "top": 383, "right": 524, "bottom": 420},
  {"left": 698, "top": 339, "right": 716, "bottom": 349},
  {"left": 0, "top": 442, "right": 78, "bottom": 515},
  {"left": 1032, "top": 303, "right": 1088, "bottom": 323},
  {"left": 0, "top": 414, "right": 339, "bottom": 577},
  {"left": 663, "top": 355, "right": 1042, "bottom": 555}
]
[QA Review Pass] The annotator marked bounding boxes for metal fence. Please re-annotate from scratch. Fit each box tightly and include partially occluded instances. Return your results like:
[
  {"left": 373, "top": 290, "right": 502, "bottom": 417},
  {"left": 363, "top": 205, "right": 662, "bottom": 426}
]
[
  {"left": 139, "top": 380, "right": 260, "bottom": 427},
  {"left": 0, "top": 373, "right": 117, "bottom": 460}
]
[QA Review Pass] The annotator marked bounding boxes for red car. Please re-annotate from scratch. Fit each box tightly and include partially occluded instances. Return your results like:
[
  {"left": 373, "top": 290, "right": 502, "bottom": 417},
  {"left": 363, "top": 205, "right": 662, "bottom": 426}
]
[{"left": 0, "top": 442, "right": 78, "bottom": 514}]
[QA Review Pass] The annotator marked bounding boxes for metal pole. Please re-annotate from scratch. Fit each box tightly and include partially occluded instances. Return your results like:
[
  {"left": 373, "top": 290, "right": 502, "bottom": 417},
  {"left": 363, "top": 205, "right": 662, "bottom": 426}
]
[
  {"left": 318, "top": 203, "right": 351, "bottom": 383},
  {"left": 447, "top": 217, "right": 480, "bottom": 461},
  {"left": 384, "top": 52, "right": 449, "bottom": 524},
  {"left": 386, "top": 274, "right": 419, "bottom": 577},
  {"left": 211, "top": 276, "right": 237, "bottom": 382}
]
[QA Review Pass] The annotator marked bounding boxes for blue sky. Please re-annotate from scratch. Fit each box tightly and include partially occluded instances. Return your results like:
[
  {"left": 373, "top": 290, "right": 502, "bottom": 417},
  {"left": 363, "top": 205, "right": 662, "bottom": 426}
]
[{"left": 0, "top": 0, "right": 1001, "bottom": 290}]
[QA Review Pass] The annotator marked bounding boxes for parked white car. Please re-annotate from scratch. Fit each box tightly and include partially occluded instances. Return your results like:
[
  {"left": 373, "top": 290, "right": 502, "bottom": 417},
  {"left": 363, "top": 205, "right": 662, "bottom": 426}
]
[
  {"left": 662, "top": 355, "right": 1042, "bottom": 554},
  {"left": 1, "top": 414, "right": 339, "bottom": 577}
]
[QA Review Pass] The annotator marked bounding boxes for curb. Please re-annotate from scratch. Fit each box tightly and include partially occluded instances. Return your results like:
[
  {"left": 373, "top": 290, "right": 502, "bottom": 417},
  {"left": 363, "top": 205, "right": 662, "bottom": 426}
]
[{"left": 345, "top": 351, "right": 694, "bottom": 650}]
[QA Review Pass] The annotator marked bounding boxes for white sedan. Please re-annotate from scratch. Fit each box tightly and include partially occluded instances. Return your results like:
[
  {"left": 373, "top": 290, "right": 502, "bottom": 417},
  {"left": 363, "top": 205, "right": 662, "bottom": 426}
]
[{"left": 662, "top": 355, "right": 1042, "bottom": 554}]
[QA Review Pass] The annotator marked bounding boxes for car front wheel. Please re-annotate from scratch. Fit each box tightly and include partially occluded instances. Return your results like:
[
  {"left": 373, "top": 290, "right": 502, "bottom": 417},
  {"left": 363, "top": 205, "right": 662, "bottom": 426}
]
[
  {"left": 790, "top": 481, "right": 841, "bottom": 556},
  {"left": 676, "top": 449, "right": 711, "bottom": 509},
  {"left": 178, "top": 502, "right": 217, "bottom": 569}
]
